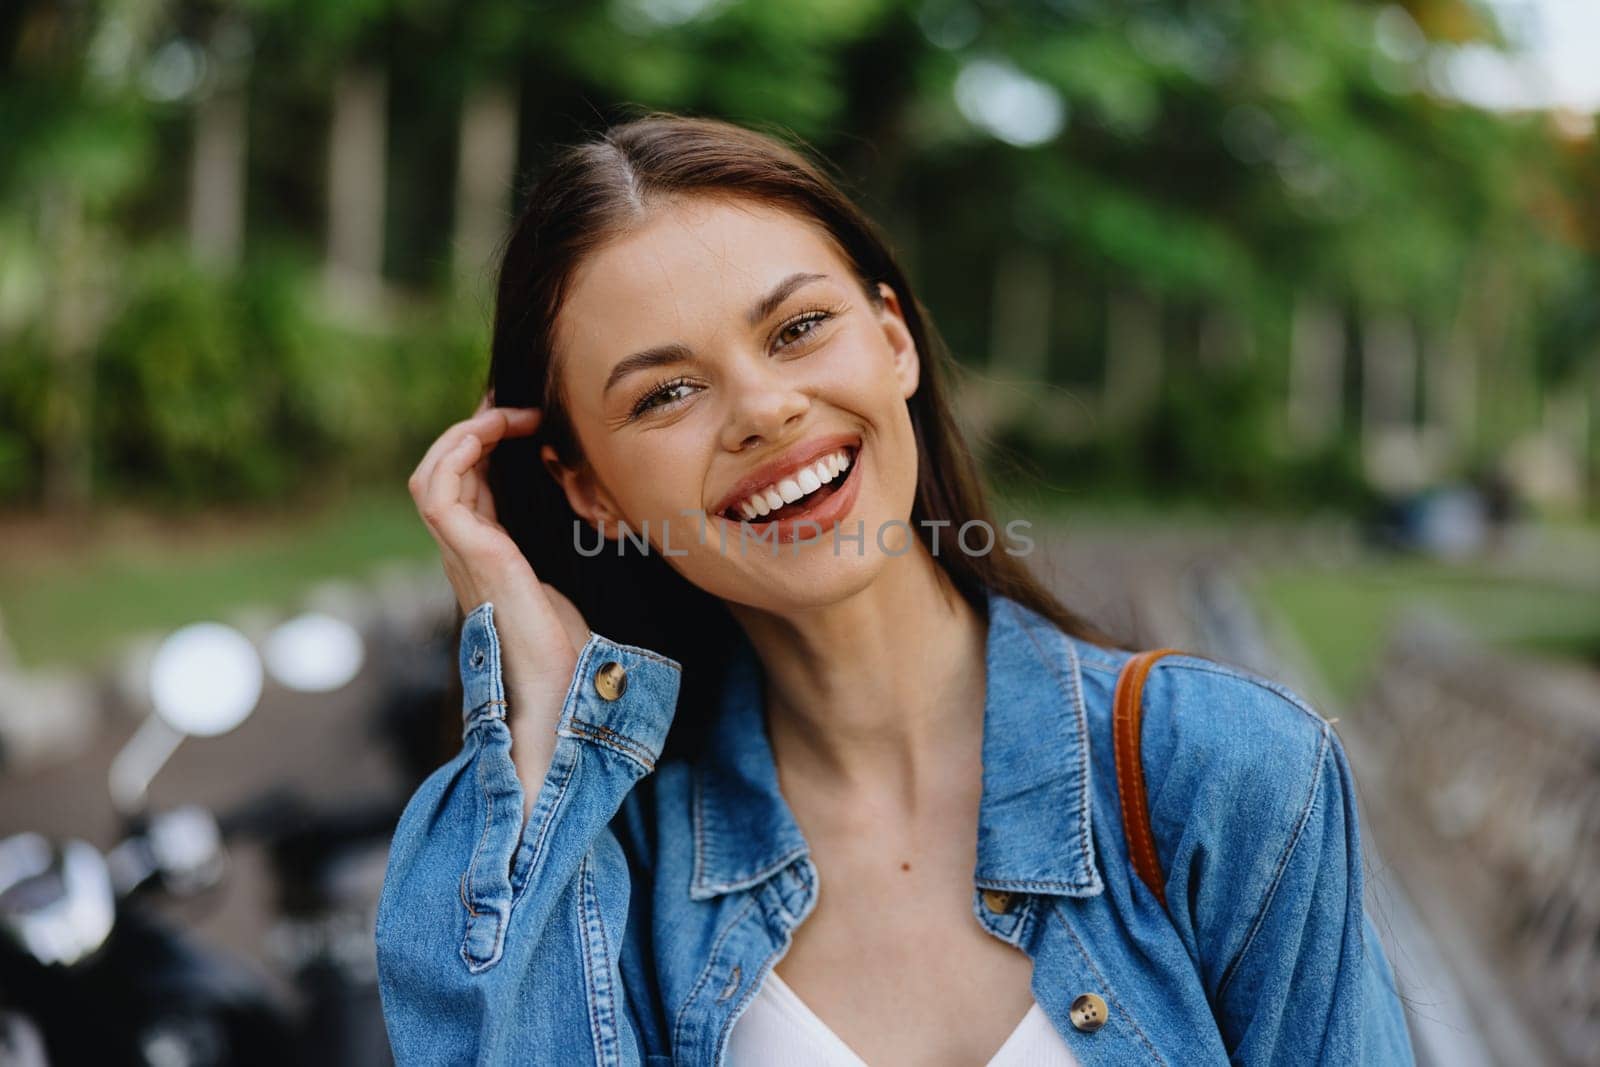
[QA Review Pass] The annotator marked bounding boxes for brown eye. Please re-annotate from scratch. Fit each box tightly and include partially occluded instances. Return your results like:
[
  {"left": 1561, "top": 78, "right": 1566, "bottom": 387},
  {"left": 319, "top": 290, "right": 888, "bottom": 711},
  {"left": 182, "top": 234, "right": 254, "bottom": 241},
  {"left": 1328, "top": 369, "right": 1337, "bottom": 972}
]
[
  {"left": 781, "top": 320, "right": 818, "bottom": 344},
  {"left": 776, "top": 310, "right": 832, "bottom": 350},
  {"left": 630, "top": 376, "right": 698, "bottom": 420}
]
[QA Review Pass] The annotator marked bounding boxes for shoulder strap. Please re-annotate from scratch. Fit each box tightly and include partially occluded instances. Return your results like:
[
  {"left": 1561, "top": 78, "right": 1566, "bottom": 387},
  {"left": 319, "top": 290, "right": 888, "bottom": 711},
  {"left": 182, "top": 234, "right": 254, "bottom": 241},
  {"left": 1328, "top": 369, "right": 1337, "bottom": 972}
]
[{"left": 1112, "top": 648, "right": 1183, "bottom": 910}]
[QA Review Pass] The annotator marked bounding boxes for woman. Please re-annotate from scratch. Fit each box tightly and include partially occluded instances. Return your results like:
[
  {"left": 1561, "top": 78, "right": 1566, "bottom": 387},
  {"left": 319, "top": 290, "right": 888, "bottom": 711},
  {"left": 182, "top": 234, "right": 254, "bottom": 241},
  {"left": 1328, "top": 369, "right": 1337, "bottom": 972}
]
[{"left": 376, "top": 112, "right": 1413, "bottom": 1066}]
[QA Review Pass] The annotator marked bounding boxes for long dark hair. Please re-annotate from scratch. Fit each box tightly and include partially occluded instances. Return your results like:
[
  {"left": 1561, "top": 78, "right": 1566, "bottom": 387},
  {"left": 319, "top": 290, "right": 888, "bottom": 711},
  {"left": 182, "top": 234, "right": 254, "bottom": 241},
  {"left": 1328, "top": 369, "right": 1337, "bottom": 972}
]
[{"left": 472, "top": 110, "right": 1119, "bottom": 761}]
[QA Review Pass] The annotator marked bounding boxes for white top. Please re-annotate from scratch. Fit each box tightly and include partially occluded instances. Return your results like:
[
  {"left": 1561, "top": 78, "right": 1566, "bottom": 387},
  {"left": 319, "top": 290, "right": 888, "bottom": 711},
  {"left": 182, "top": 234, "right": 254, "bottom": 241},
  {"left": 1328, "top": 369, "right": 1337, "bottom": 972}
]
[{"left": 725, "top": 970, "right": 1083, "bottom": 1067}]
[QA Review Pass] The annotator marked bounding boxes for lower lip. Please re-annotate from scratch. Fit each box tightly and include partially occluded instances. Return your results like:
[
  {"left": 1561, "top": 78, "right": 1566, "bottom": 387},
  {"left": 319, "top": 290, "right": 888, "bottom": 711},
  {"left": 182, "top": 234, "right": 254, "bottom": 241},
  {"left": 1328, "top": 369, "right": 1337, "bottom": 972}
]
[{"left": 715, "top": 447, "right": 864, "bottom": 546}]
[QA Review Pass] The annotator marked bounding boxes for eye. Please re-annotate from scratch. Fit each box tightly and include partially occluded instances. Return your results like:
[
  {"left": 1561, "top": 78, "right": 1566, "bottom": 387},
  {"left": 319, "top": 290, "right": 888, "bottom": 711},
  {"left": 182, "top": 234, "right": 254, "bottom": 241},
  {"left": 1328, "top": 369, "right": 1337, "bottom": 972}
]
[
  {"left": 774, "top": 307, "right": 838, "bottom": 351},
  {"left": 630, "top": 376, "right": 698, "bottom": 420}
]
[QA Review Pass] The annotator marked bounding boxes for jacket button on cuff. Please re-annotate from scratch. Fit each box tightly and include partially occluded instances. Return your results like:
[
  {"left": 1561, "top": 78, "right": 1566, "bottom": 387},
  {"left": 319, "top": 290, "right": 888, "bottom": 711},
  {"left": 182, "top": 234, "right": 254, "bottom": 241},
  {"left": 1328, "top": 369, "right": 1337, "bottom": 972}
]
[
  {"left": 981, "top": 889, "right": 1016, "bottom": 914},
  {"left": 1069, "top": 993, "right": 1107, "bottom": 1032},
  {"left": 594, "top": 661, "right": 628, "bottom": 701}
]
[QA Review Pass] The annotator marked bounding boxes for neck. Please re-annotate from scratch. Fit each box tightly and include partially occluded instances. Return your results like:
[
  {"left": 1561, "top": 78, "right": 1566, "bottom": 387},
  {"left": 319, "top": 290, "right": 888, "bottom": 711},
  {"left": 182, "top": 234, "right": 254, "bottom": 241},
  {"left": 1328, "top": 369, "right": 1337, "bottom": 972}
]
[{"left": 726, "top": 544, "right": 988, "bottom": 808}]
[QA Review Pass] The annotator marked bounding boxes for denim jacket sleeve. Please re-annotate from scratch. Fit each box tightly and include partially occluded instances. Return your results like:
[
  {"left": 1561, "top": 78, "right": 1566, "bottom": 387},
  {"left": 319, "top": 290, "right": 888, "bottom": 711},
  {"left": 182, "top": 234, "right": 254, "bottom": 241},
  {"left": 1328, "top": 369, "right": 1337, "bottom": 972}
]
[
  {"left": 375, "top": 601, "right": 682, "bottom": 1066},
  {"left": 1141, "top": 661, "right": 1414, "bottom": 1066}
]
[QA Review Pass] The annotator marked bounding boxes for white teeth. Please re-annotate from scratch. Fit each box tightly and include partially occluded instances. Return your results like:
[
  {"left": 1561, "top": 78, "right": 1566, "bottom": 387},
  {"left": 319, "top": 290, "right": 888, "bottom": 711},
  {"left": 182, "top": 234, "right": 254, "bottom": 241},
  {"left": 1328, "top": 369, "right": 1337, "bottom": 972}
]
[{"left": 729, "top": 447, "right": 855, "bottom": 519}]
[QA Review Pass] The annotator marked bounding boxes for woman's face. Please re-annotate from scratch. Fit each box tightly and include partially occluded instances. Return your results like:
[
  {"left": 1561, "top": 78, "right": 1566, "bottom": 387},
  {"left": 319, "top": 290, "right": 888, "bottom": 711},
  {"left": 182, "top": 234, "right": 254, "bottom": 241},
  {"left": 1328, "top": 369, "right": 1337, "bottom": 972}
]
[{"left": 543, "top": 194, "right": 922, "bottom": 612}]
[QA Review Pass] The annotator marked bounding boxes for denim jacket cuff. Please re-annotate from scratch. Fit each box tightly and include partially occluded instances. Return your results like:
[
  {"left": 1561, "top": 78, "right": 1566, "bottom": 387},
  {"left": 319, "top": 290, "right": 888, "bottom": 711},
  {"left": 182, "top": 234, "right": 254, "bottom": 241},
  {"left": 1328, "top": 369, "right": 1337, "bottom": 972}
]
[
  {"left": 554, "top": 633, "right": 683, "bottom": 771},
  {"left": 458, "top": 600, "right": 683, "bottom": 770}
]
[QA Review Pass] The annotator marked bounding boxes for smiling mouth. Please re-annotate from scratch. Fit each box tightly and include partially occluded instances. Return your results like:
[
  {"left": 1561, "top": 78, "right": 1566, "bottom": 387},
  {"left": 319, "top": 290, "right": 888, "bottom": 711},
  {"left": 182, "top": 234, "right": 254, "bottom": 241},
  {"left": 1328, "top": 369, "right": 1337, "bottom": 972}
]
[{"left": 718, "top": 444, "right": 860, "bottom": 525}]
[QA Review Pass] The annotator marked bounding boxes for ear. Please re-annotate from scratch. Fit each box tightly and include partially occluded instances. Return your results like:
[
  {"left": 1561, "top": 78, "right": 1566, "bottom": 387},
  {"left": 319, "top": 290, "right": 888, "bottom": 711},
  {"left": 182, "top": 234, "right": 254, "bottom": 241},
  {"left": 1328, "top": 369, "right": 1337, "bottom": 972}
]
[
  {"left": 540, "top": 444, "right": 627, "bottom": 542},
  {"left": 874, "top": 282, "right": 921, "bottom": 401}
]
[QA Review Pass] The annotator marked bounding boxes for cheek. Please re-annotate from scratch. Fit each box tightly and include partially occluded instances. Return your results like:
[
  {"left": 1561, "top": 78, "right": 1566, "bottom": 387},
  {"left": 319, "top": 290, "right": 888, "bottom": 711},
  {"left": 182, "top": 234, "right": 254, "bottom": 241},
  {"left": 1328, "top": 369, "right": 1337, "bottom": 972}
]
[
  {"left": 629, "top": 447, "right": 705, "bottom": 518},
  {"left": 811, "top": 329, "right": 901, "bottom": 403},
  {"left": 583, "top": 438, "right": 697, "bottom": 527}
]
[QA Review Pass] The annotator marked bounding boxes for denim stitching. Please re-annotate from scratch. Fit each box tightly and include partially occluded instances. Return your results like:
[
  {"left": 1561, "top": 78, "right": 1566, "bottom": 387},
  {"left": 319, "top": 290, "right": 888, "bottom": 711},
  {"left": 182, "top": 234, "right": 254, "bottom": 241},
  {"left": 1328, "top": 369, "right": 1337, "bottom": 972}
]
[
  {"left": 1016, "top": 894, "right": 1039, "bottom": 946},
  {"left": 462, "top": 602, "right": 506, "bottom": 740},
  {"left": 695, "top": 847, "right": 809, "bottom": 897},
  {"left": 575, "top": 854, "right": 608, "bottom": 1067},
  {"left": 588, "top": 854, "right": 622, "bottom": 1066},
  {"left": 1215, "top": 722, "right": 1331, "bottom": 1000},
  {"left": 1077, "top": 649, "right": 1127, "bottom": 673},
  {"left": 972, "top": 890, "right": 1026, "bottom": 947},
  {"left": 673, "top": 895, "right": 759, "bottom": 1056},
  {"left": 1014, "top": 611, "right": 1100, "bottom": 893},
  {"left": 504, "top": 636, "right": 602, "bottom": 910},
  {"left": 595, "top": 638, "right": 684, "bottom": 671},
  {"left": 560, "top": 637, "right": 600, "bottom": 725},
  {"left": 713, "top": 888, "right": 804, "bottom": 1067},
  {"left": 717, "top": 965, "right": 742, "bottom": 1002},
  {"left": 717, "top": 951, "right": 784, "bottom": 1063},
  {"left": 975, "top": 876, "right": 1096, "bottom": 891},
  {"left": 690, "top": 773, "right": 807, "bottom": 898},
  {"left": 1049, "top": 903, "right": 1168, "bottom": 1065},
  {"left": 509, "top": 737, "right": 579, "bottom": 912},
  {"left": 459, "top": 730, "right": 497, "bottom": 968},
  {"left": 691, "top": 771, "right": 708, "bottom": 895},
  {"left": 1152, "top": 659, "right": 1331, "bottom": 729},
  {"left": 1059, "top": 624, "right": 1098, "bottom": 889},
  {"left": 782, "top": 858, "right": 817, "bottom": 923},
  {"left": 487, "top": 598, "right": 505, "bottom": 705},
  {"left": 562, "top": 719, "right": 657, "bottom": 770}
]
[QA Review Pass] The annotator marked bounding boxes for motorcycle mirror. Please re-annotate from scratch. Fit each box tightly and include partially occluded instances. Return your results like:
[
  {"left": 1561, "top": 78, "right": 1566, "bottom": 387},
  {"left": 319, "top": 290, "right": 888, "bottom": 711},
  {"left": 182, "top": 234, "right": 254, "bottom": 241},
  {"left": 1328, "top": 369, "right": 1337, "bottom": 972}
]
[
  {"left": 262, "top": 612, "right": 364, "bottom": 693},
  {"left": 149, "top": 622, "right": 264, "bottom": 737},
  {"left": 109, "top": 623, "right": 263, "bottom": 815}
]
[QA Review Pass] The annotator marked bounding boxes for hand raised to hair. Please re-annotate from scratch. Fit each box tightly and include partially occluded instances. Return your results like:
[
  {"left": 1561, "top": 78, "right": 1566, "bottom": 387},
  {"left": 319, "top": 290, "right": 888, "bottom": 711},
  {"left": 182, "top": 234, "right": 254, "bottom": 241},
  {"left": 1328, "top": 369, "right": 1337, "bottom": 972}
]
[{"left": 408, "top": 392, "right": 591, "bottom": 813}]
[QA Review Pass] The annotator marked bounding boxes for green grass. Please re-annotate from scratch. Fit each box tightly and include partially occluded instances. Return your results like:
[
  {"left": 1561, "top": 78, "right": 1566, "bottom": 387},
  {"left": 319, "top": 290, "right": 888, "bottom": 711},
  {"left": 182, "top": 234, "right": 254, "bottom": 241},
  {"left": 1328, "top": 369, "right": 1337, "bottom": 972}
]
[
  {"left": 0, "top": 489, "right": 437, "bottom": 671},
  {"left": 1252, "top": 559, "right": 1600, "bottom": 702}
]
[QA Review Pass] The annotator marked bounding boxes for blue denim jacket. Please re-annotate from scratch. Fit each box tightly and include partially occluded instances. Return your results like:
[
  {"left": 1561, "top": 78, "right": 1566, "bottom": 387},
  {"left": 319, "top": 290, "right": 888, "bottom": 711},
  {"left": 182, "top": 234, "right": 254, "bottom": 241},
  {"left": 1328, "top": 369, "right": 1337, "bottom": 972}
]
[{"left": 376, "top": 589, "right": 1413, "bottom": 1065}]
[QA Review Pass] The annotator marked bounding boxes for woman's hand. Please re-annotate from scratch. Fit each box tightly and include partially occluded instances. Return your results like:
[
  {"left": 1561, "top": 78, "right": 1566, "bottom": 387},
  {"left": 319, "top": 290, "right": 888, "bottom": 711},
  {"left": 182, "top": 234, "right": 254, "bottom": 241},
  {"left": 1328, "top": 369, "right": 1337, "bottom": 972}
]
[{"left": 409, "top": 393, "right": 591, "bottom": 813}]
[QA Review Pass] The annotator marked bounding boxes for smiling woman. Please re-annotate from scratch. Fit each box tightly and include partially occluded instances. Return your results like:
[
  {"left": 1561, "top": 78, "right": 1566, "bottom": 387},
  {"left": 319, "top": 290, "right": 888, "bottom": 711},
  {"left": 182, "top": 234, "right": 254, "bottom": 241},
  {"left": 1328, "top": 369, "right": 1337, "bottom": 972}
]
[{"left": 375, "top": 111, "right": 1415, "bottom": 1066}]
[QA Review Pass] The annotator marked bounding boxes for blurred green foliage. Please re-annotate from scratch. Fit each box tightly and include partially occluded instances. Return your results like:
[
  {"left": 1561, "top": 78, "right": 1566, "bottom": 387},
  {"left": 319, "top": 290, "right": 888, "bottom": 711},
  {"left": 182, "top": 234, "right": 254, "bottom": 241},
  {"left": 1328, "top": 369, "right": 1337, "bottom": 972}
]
[{"left": 1, "top": 0, "right": 1596, "bottom": 512}]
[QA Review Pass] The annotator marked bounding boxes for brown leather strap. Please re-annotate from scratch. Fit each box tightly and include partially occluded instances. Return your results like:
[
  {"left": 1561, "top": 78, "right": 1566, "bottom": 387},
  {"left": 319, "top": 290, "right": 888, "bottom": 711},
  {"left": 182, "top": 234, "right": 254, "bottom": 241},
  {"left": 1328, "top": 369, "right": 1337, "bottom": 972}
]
[{"left": 1113, "top": 649, "right": 1182, "bottom": 910}]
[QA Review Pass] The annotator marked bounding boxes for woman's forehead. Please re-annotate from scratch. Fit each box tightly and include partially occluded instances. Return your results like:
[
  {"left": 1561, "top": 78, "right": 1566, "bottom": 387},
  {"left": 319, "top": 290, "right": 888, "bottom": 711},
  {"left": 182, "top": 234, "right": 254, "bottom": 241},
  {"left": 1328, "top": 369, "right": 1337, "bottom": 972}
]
[{"left": 556, "top": 197, "right": 852, "bottom": 362}]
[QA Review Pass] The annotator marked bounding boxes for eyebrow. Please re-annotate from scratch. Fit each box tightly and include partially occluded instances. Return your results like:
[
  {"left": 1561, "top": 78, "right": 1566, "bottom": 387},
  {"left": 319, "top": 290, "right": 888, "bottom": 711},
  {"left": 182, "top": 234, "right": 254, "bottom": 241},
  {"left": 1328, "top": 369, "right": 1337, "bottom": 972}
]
[
  {"left": 747, "top": 271, "right": 828, "bottom": 328},
  {"left": 601, "top": 343, "right": 694, "bottom": 401},
  {"left": 602, "top": 271, "right": 830, "bottom": 398}
]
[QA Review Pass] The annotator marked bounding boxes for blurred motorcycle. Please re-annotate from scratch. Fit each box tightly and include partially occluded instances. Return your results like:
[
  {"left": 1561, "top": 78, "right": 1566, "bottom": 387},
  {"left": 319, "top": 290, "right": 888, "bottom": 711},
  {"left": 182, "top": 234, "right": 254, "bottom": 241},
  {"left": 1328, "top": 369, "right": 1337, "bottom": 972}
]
[{"left": 0, "top": 611, "right": 445, "bottom": 1067}]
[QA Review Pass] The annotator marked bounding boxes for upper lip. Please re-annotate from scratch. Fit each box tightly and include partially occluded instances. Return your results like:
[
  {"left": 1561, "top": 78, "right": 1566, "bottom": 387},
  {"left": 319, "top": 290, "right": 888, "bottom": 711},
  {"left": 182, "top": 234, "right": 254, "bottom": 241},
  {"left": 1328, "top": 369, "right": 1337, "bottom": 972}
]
[{"left": 709, "top": 432, "right": 861, "bottom": 517}]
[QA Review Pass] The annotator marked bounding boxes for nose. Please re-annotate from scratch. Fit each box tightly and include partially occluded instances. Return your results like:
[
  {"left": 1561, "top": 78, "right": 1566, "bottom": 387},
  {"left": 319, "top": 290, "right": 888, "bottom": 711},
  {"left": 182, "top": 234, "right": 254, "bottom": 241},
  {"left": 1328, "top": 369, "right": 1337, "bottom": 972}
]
[{"left": 718, "top": 361, "right": 809, "bottom": 453}]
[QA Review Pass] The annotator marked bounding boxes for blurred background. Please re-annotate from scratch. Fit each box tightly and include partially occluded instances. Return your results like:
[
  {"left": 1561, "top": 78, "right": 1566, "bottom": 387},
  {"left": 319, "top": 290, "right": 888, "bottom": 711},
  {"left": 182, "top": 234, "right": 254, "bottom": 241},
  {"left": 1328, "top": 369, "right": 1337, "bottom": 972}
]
[{"left": 1, "top": 0, "right": 1596, "bottom": 1064}]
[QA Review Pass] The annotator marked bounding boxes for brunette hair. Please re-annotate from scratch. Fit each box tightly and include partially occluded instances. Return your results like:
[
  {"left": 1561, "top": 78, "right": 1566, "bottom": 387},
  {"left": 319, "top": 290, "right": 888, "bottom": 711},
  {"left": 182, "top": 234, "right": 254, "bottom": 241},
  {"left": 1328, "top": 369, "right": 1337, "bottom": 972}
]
[{"left": 471, "top": 110, "right": 1120, "bottom": 761}]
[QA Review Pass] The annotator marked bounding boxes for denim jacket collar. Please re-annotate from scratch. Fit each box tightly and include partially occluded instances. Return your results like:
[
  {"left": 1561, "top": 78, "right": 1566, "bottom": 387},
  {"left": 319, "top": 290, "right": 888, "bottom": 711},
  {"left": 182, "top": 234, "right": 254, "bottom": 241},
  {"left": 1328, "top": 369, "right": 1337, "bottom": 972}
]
[{"left": 689, "top": 588, "right": 1104, "bottom": 901}]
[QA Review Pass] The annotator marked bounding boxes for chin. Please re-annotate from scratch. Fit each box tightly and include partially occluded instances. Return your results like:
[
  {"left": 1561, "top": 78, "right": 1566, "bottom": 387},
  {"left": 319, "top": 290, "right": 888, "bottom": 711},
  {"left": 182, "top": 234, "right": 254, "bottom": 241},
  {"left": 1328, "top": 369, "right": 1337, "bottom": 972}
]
[{"left": 684, "top": 504, "right": 921, "bottom": 615}]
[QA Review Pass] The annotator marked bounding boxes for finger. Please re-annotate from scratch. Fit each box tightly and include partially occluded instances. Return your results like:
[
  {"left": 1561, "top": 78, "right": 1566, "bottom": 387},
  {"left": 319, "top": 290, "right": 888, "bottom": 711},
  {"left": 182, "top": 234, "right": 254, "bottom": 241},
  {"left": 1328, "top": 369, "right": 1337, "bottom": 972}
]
[
  {"left": 469, "top": 454, "right": 498, "bottom": 523},
  {"left": 475, "top": 406, "right": 543, "bottom": 446},
  {"left": 421, "top": 434, "right": 482, "bottom": 542},
  {"left": 423, "top": 407, "right": 539, "bottom": 500},
  {"left": 462, "top": 454, "right": 481, "bottom": 515},
  {"left": 474, "top": 484, "right": 498, "bottom": 525},
  {"left": 410, "top": 407, "right": 541, "bottom": 501}
]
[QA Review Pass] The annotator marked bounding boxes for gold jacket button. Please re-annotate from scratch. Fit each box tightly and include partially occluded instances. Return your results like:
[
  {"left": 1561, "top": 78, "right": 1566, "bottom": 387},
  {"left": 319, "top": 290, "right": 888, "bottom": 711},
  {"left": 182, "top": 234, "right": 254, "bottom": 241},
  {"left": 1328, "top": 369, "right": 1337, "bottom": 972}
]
[
  {"left": 594, "top": 661, "right": 628, "bottom": 701},
  {"left": 1069, "top": 992, "right": 1107, "bottom": 1032},
  {"left": 981, "top": 889, "right": 1016, "bottom": 914}
]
